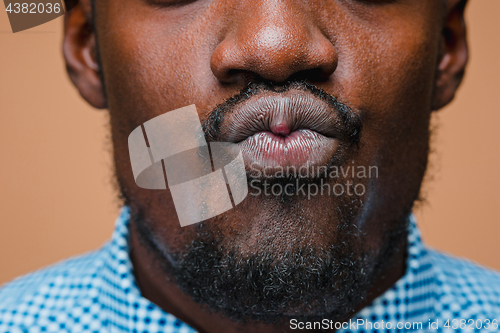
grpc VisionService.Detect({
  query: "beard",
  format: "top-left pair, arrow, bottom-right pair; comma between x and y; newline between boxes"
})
130,192 -> 409,325
122,80 -> 410,325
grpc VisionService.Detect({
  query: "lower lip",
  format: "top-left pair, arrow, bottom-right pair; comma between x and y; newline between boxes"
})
238,129 -> 339,172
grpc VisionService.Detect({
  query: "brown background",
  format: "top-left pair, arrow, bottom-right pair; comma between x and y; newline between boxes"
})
0,1 -> 499,286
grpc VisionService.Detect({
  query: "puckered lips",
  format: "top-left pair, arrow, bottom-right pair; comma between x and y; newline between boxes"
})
217,90 -> 350,174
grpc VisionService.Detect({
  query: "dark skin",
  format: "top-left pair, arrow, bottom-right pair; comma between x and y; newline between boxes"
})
63,0 -> 468,331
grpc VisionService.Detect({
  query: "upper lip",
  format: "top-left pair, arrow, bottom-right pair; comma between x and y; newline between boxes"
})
218,90 -> 348,143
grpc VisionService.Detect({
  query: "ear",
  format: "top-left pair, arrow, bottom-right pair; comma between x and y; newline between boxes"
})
63,1 -> 107,109
432,0 -> 468,110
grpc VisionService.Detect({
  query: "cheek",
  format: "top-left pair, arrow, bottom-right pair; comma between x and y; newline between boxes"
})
329,15 -> 441,241
335,16 -> 440,114
360,23 -> 440,157
337,9 -> 440,146
356,32 -> 439,160
98,6 -> 226,248
102,33 -> 198,122
97,2 -> 219,129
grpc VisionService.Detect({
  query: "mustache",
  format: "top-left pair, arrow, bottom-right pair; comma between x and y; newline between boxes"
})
202,80 -> 362,145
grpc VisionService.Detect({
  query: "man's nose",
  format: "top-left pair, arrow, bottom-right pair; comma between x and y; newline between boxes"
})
210,1 -> 338,84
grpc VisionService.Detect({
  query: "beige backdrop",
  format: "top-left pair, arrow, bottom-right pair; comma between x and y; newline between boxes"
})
1,1 -> 499,285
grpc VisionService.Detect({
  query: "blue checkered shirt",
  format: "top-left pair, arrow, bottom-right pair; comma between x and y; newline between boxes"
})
1,208 -> 500,332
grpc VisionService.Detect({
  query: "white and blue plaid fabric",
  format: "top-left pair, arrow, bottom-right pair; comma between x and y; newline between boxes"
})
1,207 -> 500,332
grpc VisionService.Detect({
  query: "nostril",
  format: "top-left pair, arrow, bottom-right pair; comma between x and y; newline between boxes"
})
290,67 -> 334,82
218,69 -> 261,85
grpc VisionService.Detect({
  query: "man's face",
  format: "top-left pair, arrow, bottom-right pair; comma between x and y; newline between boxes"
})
65,0 -> 466,325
